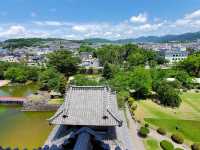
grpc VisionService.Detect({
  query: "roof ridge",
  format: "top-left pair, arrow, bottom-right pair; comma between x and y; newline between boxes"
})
63,86 -> 73,117
70,85 -> 105,88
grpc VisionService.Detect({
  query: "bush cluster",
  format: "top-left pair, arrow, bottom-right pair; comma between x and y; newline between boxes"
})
171,133 -> 184,144
191,143 -> 200,150
160,140 -> 174,150
144,123 -> 149,128
157,127 -> 166,135
138,126 -> 150,138
175,148 -> 184,150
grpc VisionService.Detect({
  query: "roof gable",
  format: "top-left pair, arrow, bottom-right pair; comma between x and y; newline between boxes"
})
49,86 -> 122,126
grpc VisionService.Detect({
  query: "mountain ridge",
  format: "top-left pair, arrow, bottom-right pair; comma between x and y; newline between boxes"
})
84,31 -> 200,43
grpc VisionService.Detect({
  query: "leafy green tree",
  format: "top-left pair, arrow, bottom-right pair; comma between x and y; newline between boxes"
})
47,50 -> 80,76
4,67 -> 28,83
154,80 -> 182,107
0,68 -> 4,79
26,67 -> 39,81
79,44 -> 95,52
39,68 -> 66,93
103,62 -> 113,79
175,71 -> 193,88
128,52 -> 145,67
178,53 -> 200,77
129,67 -> 152,98
70,74 -> 99,86
109,71 -> 131,92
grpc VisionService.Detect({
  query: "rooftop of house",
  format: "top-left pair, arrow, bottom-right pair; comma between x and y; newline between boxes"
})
49,86 -> 123,127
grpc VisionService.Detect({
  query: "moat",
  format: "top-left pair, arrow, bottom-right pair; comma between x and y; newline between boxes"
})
0,83 -> 54,149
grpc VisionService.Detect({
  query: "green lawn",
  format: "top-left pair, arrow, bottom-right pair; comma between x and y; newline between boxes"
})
144,138 -> 161,150
48,98 -> 64,105
135,92 -> 200,144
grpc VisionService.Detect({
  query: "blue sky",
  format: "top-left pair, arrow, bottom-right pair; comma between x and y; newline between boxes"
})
0,0 -> 200,39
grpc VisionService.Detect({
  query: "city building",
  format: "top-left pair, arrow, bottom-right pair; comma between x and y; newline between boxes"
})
164,50 -> 188,64
79,52 -> 101,68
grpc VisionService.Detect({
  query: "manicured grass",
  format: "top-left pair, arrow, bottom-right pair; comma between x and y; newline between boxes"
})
144,138 -> 161,150
134,92 -> 200,144
145,118 -> 200,142
48,98 -> 64,105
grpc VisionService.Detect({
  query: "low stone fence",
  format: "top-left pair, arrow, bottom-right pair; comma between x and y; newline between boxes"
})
22,91 -> 61,111
22,103 -> 60,111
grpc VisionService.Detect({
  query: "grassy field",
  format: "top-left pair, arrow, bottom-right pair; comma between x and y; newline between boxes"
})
144,138 -> 161,150
48,98 -> 64,105
134,92 -> 200,144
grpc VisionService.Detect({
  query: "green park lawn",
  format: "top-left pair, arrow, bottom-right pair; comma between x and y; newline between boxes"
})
48,98 -> 64,105
134,92 -> 200,144
144,138 -> 161,150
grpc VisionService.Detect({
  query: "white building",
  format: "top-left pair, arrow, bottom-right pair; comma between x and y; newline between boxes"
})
165,50 -> 188,64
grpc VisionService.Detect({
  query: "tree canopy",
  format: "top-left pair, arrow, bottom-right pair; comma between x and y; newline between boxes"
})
47,49 -> 80,76
178,53 -> 200,77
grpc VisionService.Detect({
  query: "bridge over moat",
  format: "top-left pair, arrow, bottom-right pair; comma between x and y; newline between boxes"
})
0,96 -> 26,104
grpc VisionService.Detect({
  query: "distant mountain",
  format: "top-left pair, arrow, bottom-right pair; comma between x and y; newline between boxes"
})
83,38 -> 112,44
84,31 -> 200,44
133,31 -> 200,43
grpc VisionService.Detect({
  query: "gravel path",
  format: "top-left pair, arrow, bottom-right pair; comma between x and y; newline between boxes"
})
125,104 -> 146,150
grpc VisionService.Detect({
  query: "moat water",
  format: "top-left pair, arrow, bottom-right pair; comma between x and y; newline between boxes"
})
0,83 -> 54,149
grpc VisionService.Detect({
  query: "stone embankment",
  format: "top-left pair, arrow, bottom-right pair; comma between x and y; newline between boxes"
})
22,91 -> 61,111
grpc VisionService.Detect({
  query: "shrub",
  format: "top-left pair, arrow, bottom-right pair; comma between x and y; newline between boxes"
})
171,133 -> 184,144
160,140 -> 174,150
157,127 -> 166,135
144,123 -> 149,128
175,148 -> 183,150
138,126 -> 150,138
191,143 -> 200,150
131,103 -> 137,111
183,89 -> 187,92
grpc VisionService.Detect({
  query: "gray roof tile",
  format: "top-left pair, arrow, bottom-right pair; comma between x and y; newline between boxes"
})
49,86 -> 122,126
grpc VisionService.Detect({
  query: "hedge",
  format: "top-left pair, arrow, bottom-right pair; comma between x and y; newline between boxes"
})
138,126 -> 150,138
157,127 -> 166,135
144,123 -> 149,128
160,140 -> 174,150
175,148 -> 184,150
191,143 -> 200,150
171,133 -> 184,144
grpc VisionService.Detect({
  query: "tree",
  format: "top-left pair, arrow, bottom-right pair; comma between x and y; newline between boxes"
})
175,71 -> 193,88
109,71 -> 131,92
128,52 -> 145,67
154,80 -> 182,107
129,67 -> 152,98
70,74 -> 99,86
47,50 -> 80,76
79,44 -> 95,52
178,53 -> 200,77
0,68 -> 4,79
103,62 -> 113,79
39,68 -> 66,94
4,67 -> 28,83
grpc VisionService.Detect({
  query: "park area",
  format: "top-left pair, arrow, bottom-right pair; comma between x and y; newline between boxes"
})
134,92 -> 200,145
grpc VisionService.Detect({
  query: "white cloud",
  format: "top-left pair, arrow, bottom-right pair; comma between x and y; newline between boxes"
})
130,13 -> 147,23
1,9 -> 200,40
0,25 -> 26,36
185,9 -> 200,20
